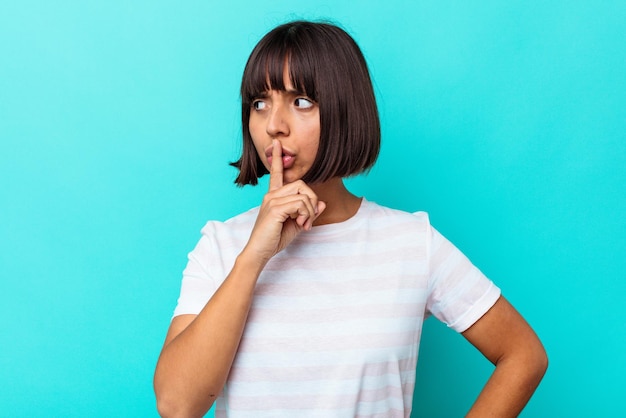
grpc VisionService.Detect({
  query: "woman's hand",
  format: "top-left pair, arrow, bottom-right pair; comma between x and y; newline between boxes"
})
242,139 -> 326,265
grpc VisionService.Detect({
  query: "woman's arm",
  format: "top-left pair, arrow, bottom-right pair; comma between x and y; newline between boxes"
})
462,296 -> 548,417
154,140 -> 325,418
153,251 -> 265,418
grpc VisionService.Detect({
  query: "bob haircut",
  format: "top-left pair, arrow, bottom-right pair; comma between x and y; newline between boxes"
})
231,20 -> 380,186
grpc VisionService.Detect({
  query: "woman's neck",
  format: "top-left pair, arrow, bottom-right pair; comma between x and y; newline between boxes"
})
310,178 -> 362,226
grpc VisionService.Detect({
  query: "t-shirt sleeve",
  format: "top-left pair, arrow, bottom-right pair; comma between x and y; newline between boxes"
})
426,225 -> 501,332
172,223 -> 220,318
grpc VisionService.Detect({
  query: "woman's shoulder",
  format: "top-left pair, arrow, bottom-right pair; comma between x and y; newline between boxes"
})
362,199 -> 430,226
199,206 -> 260,238
355,199 -> 433,248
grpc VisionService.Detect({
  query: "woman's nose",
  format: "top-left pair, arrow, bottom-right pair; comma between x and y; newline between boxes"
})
266,104 -> 289,137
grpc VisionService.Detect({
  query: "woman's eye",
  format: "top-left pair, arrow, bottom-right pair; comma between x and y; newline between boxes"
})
294,98 -> 313,109
252,100 -> 266,110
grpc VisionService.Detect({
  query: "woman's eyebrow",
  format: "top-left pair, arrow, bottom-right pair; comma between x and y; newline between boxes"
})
254,89 -> 307,98
283,88 -> 309,97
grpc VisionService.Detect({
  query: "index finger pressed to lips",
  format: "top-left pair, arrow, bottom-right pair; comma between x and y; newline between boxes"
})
269,139 -> 284,191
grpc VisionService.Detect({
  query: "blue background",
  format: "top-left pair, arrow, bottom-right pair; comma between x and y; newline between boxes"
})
1,1 -> 624,416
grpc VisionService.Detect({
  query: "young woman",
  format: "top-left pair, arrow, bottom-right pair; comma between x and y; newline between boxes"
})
154,21 -> 547,418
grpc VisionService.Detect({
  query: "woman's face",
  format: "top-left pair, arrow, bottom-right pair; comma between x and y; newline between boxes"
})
248,66 -> 320,185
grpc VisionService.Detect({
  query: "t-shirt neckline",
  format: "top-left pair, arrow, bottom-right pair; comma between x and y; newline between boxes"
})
298,197 -> 369,239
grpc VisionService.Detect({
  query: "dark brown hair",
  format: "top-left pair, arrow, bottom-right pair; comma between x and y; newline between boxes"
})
231,20 -> 380,186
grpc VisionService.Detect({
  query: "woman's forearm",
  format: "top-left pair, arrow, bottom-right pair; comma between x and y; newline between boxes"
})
153,252 -> 265,418
466,343 -> 548,417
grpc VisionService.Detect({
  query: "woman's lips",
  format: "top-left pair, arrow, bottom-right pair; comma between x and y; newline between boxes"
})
266,154 -> 295,169
265,145 -> 295,169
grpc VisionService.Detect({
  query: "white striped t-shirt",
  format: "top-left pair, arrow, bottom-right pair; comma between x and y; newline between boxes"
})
174,199 -> 500,417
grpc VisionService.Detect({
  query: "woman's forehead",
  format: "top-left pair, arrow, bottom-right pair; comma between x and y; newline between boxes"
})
256,61 -> 309,96
262,63 -> 297,91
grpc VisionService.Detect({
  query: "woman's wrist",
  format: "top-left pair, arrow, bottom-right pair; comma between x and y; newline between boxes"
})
235,247 -> 269,278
